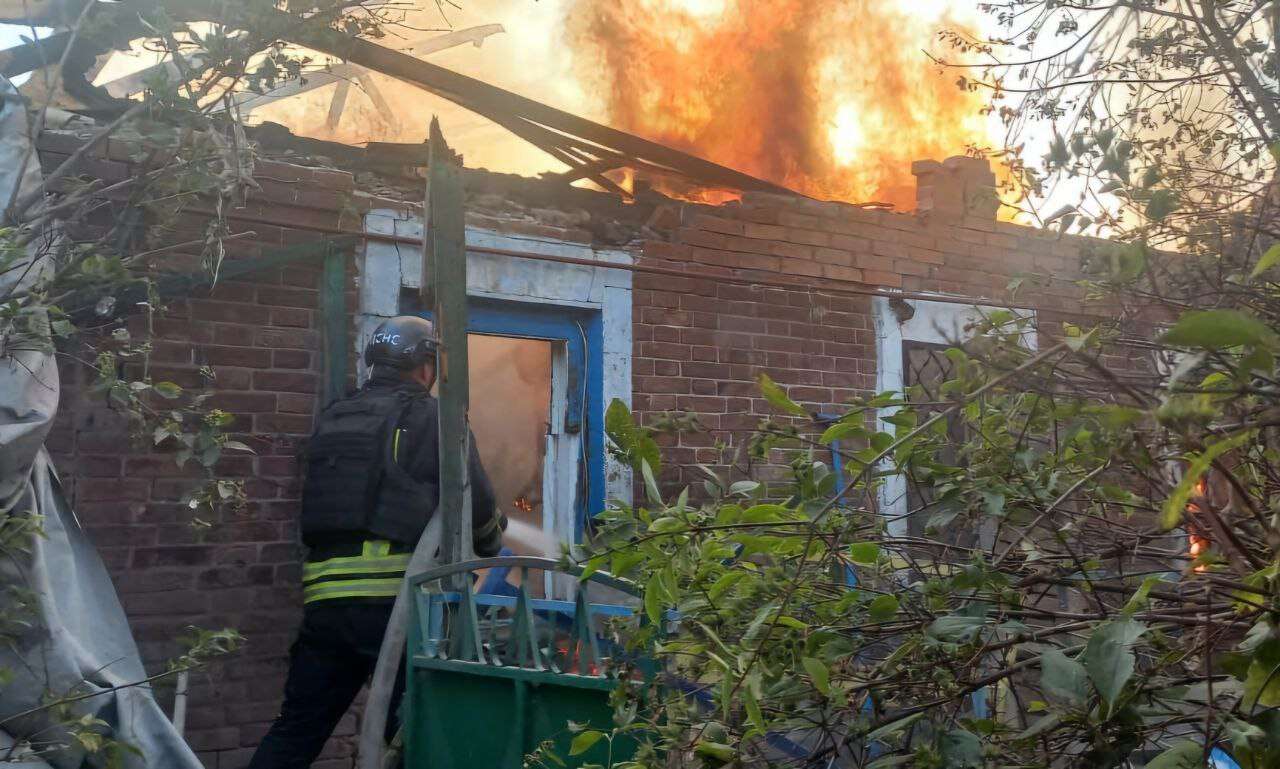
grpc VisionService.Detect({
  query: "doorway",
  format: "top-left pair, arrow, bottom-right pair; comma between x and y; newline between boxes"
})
403,293 -> 604,596
467,333 -> 552,558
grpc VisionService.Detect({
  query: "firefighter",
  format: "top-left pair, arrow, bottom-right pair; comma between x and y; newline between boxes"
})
248,315 -> 505,769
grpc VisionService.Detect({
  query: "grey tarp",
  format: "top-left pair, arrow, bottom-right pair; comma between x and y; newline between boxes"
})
0,76 -> 203,768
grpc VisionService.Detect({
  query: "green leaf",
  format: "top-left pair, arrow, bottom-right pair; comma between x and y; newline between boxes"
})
1017,713 -> 1062,740
758,373 -> 808,417
1161,430 -> 1255,529
867,712 -> 924,742
741,504 -> 791,523
1144,189 -> 1179,221
849,542 -> 880,565
640,460 -> 662,506
980,490 -> 1005,517
1243,637 -> 1280,709
708,571 -> 747,601
821,421 -> 868,444
1144,741 -> 1202,769
569,730 -> 604,756
939,728 -> 982,768
693,742 -> 736,763
1251,243 -> 1280,279
152,381 -> 182,399
868,594 -> 900,622
1081,618 -> 1147,706
742,677 -> 765,733
1040,647 -> 1089,705
605,398 -> 634,438
927,615 -> 985,643
1122,575 -> 1166,615
801,657 -> 831,695
649,516 -> 686,534
579,555 -> 606,581
221,440 -> 254,453
1161,309 -> 1277,349
644,573 -> 666,625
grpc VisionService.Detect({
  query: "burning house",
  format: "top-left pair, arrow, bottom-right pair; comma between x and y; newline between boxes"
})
0,5 -> 1162,768
32,116 -> 1141,765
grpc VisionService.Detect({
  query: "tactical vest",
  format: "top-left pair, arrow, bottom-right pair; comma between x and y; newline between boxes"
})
300,388 -> 439,548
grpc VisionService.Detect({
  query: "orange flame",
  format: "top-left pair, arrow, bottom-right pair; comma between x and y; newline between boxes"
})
565,0 -> 992,208
1188,479 -> 1209,572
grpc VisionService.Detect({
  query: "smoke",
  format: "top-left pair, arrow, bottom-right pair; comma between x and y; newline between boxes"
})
466,334 -> 551,555
563,0 -> 992,207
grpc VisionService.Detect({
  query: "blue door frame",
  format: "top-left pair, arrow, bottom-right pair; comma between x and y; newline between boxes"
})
415,297 -> 605,538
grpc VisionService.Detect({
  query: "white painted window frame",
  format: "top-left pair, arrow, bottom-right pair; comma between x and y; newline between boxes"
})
872,296 -> 1037,536
358,209 -> 634,561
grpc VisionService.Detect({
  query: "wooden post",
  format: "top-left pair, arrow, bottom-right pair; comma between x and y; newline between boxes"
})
422,117 -> 472,566
358,119 -> 468,769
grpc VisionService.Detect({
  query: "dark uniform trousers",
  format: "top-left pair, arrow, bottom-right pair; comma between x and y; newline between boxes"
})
247,602 -> 406,769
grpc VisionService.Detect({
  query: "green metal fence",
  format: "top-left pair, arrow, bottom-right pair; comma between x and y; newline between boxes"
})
403,556 -> 647,769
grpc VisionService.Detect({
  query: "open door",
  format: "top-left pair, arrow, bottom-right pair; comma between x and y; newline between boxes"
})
408,296 -> 602,598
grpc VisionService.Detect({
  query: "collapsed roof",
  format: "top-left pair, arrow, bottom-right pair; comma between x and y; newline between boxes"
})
0,2 -> 799,202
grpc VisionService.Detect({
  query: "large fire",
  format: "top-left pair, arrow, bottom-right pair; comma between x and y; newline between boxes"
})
93,1 -> 996,208
564,0 -> 993,208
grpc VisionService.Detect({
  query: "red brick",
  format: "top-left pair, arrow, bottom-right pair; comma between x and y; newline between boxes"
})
208,325 -> 254,347
131,546 -> 214,568
257,286 -> 317,308
253,371 -> 318,394
75,477 -> 152,502
637,376 -> 690,394
78,455 -> 122,477
862,269 -> 903,287
682,362 -> 733,380
894,258 -> 932,277
271,307 -> 313,327
742,222 -> 786,241
209,391 -> 278,413
871,239 -> 908,259
813,247 -> 854,265
692,214 -> 745,235
830,234 -> 871,252
786,228 -> 830,247
822,264 -> 865,283
273,349 -> 311,369
257,328 -> 318,349
254,413 -> 314,434
679,228 -> 730,249
191,300 -> 270,324
277,393 -> 317,414
202,345 -> 274,369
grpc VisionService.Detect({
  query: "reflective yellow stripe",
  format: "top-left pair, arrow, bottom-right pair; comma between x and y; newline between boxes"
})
301,555 -> 410,583
301,540 -> 405,583
392,429 -> 403,462
363,540 -> 392,558
303,578 -> 403,603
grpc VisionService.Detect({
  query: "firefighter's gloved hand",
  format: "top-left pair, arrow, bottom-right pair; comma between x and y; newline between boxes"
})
472,511 -> 507,558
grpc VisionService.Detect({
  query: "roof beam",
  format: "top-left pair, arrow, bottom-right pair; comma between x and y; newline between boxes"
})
270,10 -> 794,196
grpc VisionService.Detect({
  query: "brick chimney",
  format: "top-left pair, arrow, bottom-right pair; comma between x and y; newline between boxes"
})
911,156 -> 999,221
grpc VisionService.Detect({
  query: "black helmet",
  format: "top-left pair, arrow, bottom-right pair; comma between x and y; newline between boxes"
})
364,316 -> 438,370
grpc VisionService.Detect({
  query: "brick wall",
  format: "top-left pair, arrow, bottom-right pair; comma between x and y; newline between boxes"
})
629,157 -> 1094,491
39,132 -> 1116,769
40,131 -> 364,768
